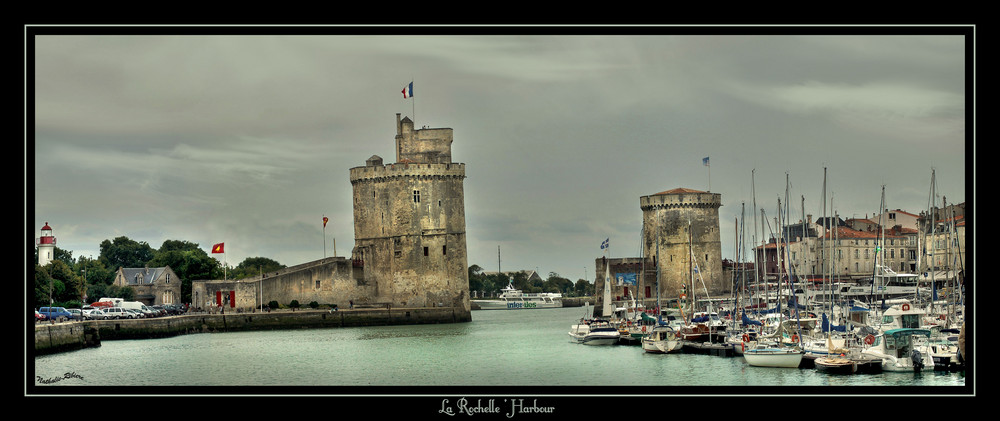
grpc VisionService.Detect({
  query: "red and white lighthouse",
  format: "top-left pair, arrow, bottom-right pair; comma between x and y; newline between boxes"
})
37,222 -> 57,266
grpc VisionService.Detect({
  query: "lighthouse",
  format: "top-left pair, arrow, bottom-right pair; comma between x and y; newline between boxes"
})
37,222 -> 57,266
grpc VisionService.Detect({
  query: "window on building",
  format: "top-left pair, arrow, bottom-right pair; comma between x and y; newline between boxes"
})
413,190 -> 421,203
424,247 -> 429,256
442,245 -> 447,255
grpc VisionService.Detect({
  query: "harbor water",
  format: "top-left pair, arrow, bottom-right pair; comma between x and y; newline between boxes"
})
33,306 -> 967,391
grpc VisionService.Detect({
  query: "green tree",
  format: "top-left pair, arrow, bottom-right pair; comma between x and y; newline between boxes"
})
574,279 -> 594,296
34,260 -> 88,307
512,271 -> 531,292
100,236 -> 155,270
231,256 -> 285,279
543,273 -> 574,295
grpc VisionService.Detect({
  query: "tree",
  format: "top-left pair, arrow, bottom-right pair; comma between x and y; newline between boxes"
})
574,279 -> 594,296
99,236 -> 155,270
231,256 -> 285,279
543,273 -> 574,295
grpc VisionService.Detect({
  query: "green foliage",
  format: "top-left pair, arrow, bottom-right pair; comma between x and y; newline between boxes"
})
543,273 -> 574,295
268,300 -> 280,309
309,301 -> 319,309
289,300 -> 300,309
574,279 -> 594,296
99,236 -> 155,270
231,256 -> 285,279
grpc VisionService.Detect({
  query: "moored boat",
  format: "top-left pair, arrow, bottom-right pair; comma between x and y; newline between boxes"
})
743,343 -> 804,368
641,325 -> 680,353
568,321 -> 591,343
582,325 -> 621,346
814,356 -> 856,374
472,282 -> 563,310
861,328 -> 935,372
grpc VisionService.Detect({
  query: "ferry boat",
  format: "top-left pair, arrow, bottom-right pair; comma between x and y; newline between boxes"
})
472,282 -> 563,310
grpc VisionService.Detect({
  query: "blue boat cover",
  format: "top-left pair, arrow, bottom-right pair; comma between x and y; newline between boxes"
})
822,313 -> 847,332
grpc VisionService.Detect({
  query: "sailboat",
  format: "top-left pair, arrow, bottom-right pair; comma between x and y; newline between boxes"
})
744,190 -> 804,369
641,233 -> 680,353
578,254 -> 620,346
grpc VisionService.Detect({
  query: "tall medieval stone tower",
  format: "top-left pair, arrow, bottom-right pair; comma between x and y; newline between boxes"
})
349,114 -> 470,314
640,188 -> 723,304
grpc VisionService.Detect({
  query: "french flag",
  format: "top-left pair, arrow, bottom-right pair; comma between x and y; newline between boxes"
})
401,82 -> 413,98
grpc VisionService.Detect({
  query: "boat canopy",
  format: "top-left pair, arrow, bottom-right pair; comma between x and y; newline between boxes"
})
741,311 -> 762,326
822,313 -> 847,332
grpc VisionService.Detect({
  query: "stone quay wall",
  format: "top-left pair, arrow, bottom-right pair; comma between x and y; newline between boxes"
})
33,307 -> 470,355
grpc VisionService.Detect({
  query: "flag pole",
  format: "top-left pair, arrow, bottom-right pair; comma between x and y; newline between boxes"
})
703,157 -> 711,192
323,215 -> 327,258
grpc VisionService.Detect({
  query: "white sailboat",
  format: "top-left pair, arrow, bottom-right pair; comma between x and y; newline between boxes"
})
641,235 -> 681,353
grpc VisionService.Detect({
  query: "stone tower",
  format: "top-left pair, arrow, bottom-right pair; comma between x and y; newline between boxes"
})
349,114 -> 470,314
640,188 -> 723,304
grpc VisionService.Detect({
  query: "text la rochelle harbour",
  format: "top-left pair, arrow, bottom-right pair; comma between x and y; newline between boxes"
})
439,398 -> 556,418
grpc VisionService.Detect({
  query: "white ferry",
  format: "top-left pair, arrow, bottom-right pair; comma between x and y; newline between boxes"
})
472,282 -> 563,310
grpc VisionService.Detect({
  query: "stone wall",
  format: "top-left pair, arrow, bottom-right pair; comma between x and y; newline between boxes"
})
192,257 -> 374,312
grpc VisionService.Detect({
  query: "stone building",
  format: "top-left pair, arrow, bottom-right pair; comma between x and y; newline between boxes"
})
595,188 -> 723,316
191,114 -> 471,319
641,188 -> 724,299
112,266 -> 182,305
350,114 -> 470,313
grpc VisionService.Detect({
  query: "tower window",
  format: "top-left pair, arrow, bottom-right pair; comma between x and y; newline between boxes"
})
413,190 -> 421,203
423,247 -> 429,256
442,245 -> 447,255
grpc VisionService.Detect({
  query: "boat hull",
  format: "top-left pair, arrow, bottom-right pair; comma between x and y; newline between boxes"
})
582,327 -> 621,345
814,357 -> 856,374
743,349 -> 803,368
472,299 -> 562,310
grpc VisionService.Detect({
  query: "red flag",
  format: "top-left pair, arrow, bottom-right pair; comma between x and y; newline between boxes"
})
323,216 -> 329,228
211,243 -> 225,254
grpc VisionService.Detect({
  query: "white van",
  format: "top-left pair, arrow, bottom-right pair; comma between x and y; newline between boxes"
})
120,301 -> 155,317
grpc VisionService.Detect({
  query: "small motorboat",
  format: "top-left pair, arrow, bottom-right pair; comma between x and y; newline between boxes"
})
641,325 -> 680,353
582,325 -> 621,346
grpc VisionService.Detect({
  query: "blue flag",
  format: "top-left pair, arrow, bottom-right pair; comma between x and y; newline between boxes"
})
600,238 -> 609,250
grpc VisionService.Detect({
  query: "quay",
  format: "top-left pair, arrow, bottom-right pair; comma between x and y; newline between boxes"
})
33,306 -> 469,355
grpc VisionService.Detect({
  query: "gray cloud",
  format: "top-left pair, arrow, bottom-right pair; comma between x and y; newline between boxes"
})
30,28 -> 970,282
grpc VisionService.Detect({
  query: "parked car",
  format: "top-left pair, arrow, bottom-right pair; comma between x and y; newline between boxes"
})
67,309 -> 84,320
125,309 -> 145,318
164,304 -> 185,315
82,308 -> 106,320
38,307 -> 73,322
102,307 -> 132,319
35,310 -> 46,322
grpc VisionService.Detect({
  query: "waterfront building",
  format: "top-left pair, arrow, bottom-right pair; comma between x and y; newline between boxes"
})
641,188 -> 724,301
111,266 -> 182,306
349,114 -> 470,313
595,188 -> 724,316
193,114 -> 471,318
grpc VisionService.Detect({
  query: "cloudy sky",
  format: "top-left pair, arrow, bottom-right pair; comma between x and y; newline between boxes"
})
29,26 -> 971,282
